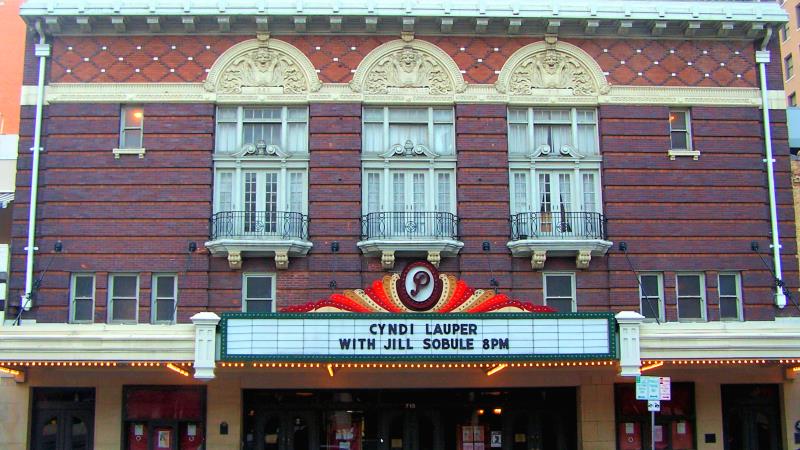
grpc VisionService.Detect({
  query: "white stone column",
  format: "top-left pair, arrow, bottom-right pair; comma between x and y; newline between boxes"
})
615,311 -> 644,377
191,312 -> 221,380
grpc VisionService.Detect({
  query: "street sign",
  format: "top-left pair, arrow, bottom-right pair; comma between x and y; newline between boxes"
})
659,377 -> 671,401
647,400 -> 661,412
636,376 -> 671,401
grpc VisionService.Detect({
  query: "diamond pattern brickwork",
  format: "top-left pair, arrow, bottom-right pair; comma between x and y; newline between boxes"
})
50,35 -> 756,88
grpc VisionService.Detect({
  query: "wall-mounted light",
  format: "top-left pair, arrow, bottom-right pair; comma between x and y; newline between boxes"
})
482,241 -> 491,252
618,242 -> 627,252
188,241 -> 198,253
486,363 -> 507,376
54,241 -> 63,253
331,241 -> 340,253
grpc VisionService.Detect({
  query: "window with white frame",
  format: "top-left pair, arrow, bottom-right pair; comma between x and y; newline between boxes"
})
108,274 -> 139,323
243,274 -> 275,313
543,273 -> 575,313
669,109 -> 692,150
213,106 -> 309,238
215,106 -> 308,154
363,107 -> 454,155
508,108 -> 598,156
508,108 -> 602,239
718,273 -> 742,320
361,107 -> 457,239
639,273 -> 664,321
120,106 -> 144,149
70,274 -> 95,323
151,274 -> 177,324
676,273 -> 705,320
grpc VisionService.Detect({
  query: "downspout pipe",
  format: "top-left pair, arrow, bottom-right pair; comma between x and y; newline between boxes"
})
756,27 -> 787,309
21,20 -> 50,315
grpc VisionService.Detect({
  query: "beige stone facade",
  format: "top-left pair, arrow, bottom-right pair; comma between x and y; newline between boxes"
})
782,0 -> 800,105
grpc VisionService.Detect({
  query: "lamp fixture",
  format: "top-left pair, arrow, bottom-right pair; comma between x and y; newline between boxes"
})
486,363 -> 508,376
618,242 -> 627,252
54,240 -> 63,252
188,241 -> 197,253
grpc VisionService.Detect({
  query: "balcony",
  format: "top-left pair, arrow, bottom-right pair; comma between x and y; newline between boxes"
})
205,211 -> 312,270
507,211 -> 612,269
357,211 -> 463,269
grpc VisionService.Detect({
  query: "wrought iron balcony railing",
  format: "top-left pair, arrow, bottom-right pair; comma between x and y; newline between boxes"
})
361,211 -> 460,241
510,211 -> 607,241
210,211 -> 309,241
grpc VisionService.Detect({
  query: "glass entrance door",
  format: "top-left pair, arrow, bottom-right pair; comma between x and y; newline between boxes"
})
31,388 -> 95,450
722,384 -> 782,450
245,411 -> 318,450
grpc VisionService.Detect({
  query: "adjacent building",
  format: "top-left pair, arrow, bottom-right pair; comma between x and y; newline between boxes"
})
1,1 -> 799,449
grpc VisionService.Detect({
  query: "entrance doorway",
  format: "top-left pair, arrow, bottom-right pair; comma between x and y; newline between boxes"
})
242,388 -> 577,450
30,388 -> 95,450
722,384 -> 782,450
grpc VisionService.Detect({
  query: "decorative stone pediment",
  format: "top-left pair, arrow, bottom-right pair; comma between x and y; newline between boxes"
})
530,143 -> 583,159
231,142 -> 291,159
204,34 -> 322,94
496,39 -> 610,96
379,140 -> 439,159
350,39 -> 466,95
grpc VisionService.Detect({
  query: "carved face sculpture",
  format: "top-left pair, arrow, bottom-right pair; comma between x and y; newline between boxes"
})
542,50 -> 562,73
253,49 -> 275,69
397,49 -> 420,73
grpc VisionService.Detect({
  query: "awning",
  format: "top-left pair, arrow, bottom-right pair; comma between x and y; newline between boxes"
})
0,192 -> 13,208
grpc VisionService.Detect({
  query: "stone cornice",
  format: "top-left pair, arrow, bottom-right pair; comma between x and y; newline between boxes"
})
24,83 -> 779,108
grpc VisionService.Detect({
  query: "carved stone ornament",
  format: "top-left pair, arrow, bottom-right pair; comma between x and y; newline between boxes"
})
496,41 -> 610,96
233,142 -> 291,159
530,143 -> 583,159
351,39 -> 467,95
204,37 -> 322,94
379,140 -> 439,159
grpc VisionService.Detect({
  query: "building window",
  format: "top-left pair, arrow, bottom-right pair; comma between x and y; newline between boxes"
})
215,106 -> 308,153
639,273 -> 663,321
361,107 -> 457,241
108,274 -> 139,323
213,106 -> 309,238
668,109 -> 692,150
363,107 -> 454,156
543,273 -> 575,313
508,108 -> 602,240
676,274 -> 705,320
781,22 -> 789,41
786,55 -> 794,80
243,274 -> 275,313
151,274 -> 177,324
718,273 -> 742,320
120,106 -> 144,149
70,274 -> 95,323
796,5 -> 800,28
508,108 -> 597,155
789,93 -> 797,107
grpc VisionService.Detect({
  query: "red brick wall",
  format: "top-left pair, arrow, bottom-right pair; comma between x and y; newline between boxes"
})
9,103 -> 214,322
48,35 -> 758,88
8,102 -> 798,321
601,105 -> 797,321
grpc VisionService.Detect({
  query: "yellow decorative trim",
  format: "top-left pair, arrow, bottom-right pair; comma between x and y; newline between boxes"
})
31,84 -> 771,107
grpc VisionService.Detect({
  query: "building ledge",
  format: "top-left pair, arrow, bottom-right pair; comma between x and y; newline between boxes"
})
507,239 -> 612,269
357,239 -> 464,270
112,147 -> 146,159
205,238 -> 313,270
639,320 -> 800,360
0,323 -> 195,362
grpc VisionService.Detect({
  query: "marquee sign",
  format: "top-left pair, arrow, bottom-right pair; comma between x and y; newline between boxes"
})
220,262 -> 617,362
221,312 -> 616,361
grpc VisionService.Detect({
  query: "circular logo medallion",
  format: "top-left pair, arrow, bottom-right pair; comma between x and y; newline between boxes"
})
396,261 -> 443,311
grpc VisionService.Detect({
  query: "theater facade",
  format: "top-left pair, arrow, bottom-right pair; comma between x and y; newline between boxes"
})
2,1 -> 800,449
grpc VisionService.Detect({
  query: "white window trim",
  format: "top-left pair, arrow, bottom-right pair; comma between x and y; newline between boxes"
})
507,107 -> 599,156
508,168 -> 603,216
543,272 -> 576,313
117,105 -> 145,150
69,273 -> 95,324
215,106 -> 309,154
243,273 -> 277,313
107,273 -> 140,324
360,167 -> 457,215
718,272 -> 743,321
668,109 -> 699,160
151,274 -> 178,324
676,273 -> 706,321
362,106 -> 455,156
638,273 -> 664,322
